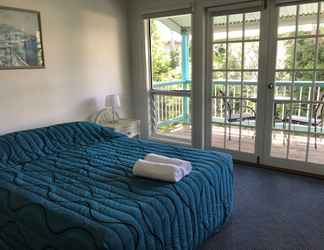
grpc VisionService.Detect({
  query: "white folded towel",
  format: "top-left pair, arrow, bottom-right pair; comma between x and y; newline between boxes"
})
133,159 -> 185,182
144,153 -> 192,176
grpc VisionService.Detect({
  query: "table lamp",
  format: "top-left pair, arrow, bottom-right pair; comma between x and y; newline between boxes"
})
106,94 -> 121,123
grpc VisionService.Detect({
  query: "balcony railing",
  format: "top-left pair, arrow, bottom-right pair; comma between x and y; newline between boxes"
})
153,80 -> 324,134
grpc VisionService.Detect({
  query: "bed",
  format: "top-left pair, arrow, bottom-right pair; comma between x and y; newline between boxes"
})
0,122 -> 233,250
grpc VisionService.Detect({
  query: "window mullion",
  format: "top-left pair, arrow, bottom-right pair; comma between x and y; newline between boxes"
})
305,1 -> 321,163
286,4 -> 300,159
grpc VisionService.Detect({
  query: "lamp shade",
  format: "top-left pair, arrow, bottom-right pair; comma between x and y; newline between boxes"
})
105,94 -> 121,108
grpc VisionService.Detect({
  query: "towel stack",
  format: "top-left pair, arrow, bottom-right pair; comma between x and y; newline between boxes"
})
133,154 -> 192,182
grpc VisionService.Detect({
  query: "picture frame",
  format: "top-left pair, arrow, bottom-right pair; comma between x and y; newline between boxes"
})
0,6 -> 45,70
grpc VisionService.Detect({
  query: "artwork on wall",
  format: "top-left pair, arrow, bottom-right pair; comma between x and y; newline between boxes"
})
0,6 -> 45,69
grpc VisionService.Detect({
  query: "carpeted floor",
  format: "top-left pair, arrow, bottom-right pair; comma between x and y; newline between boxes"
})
199,165 -> 324,250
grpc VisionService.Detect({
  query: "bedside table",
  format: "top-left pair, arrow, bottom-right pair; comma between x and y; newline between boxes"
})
101,119 -> 140,138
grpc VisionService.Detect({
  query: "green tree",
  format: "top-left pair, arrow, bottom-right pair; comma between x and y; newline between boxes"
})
281,30 -> 324,117
284,31 -> 324,77
151,21 -> 181,83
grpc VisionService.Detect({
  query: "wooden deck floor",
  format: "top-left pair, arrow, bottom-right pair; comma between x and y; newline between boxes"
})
157,125 -> 324,164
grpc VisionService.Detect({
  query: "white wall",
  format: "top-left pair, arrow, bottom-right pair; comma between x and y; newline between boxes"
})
0,0 -> 132,134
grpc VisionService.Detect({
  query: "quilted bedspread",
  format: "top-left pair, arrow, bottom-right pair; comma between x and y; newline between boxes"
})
0,122 -> 233,250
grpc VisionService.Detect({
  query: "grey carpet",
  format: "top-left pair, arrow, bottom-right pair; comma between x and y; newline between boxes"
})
199,165 -> 324,250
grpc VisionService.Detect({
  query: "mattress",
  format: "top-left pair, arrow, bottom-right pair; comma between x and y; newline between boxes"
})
0,122 -> 234,250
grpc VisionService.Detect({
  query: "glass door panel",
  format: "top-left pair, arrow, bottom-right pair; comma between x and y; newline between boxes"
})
270,2 -> 324,165
210,11 -> 260,155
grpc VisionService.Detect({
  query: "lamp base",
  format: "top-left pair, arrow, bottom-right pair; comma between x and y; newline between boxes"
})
111,110 -> 120,123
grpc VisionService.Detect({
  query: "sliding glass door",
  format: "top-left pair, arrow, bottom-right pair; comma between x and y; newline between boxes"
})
206,8 -> 263,162
263,1 -> 324,174
206,1 -> 324,174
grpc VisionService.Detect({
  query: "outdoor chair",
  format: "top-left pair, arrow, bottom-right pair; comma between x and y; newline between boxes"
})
217,90 -> 256,140
283,93 -> 324,149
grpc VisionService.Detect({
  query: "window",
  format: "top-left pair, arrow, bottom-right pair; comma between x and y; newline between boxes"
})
147,14 -> 192,142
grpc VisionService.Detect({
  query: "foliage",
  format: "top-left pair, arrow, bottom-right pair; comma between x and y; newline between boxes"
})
283,30 -> 324,79
151,21 -> 181,82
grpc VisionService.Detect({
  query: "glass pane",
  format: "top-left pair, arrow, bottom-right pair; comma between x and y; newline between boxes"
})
228,43 -> 242,69
315,71 -> 324,101
273,102 -> 291,130
308,73 -> 324,164
275,71 -> 292,100
241,99 -> 257,126
288,103 -> 310,162
150,14 -> 192,90
212,124 -> 225,148
288,132 -> 307,161
225,125 -> 239,151
296,38 -> 316,69
228,71 -> 241,83
276,39 -> 295,70
308,132 -> 324,164
290,102 -> 311,128
320,2 -> 324,34
214,16 -> 227,41
212,98 -> 225,123
227,84 -> 241,98
228,14 -> 243,41
243,71 -> 258,81
243,71 -> 258,98
152,95 -> 191,141
298,3 -> 318,36
271,130 -> 288,159
317,37 -> 324,69
226,98 -> 241,124
213,43 -> 226,69
213,71 -> 226,96
278,6 -> 297,38
243,86 -> 257,99
293,71 -> 313,101
244,12 -> 260,40
240,127 -> 256,153
244,42 -> 259,69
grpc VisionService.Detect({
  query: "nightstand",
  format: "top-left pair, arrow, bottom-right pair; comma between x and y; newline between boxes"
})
100,119 -> 140,138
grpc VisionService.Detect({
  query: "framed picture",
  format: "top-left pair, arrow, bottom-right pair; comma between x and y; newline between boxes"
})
0,6 -> 45,70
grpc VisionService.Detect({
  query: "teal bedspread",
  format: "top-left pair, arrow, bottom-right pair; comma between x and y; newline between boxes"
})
0,122 -> 233,250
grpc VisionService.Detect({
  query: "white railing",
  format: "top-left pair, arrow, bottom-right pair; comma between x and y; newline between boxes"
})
153,80 -> 324,129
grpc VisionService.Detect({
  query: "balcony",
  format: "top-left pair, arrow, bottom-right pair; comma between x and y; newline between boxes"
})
152,80 -> 324,163
149,5 -> 324,164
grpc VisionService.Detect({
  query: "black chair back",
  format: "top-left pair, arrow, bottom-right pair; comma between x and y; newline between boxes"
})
314,94 -> 324,120
217,90 -> 232,118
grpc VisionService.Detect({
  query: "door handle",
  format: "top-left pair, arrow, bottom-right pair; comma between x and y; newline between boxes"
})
268,83 -> 274,89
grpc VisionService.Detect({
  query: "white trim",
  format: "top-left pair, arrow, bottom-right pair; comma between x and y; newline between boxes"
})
205,12 -> 214,149
200,0 -> 265,8
275,0 -> 319,7
261,0 -> 279,165
149,133 -> 192,145
191,2 -> 206,148
208,4 -> 265,16
262,156 -> 324,175
142,7 -> 193,19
